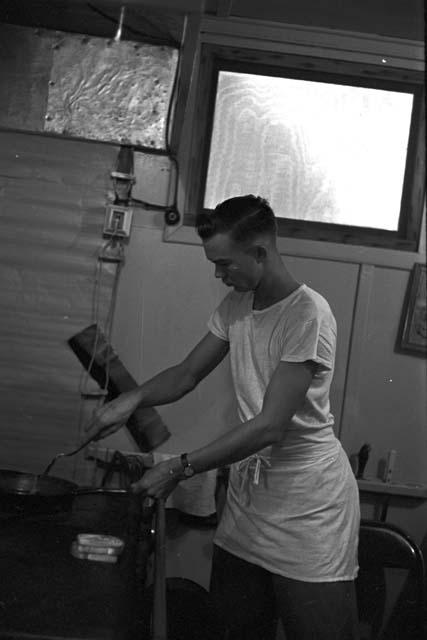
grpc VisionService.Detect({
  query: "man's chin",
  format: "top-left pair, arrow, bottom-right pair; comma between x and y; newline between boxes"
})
223,280 -> 250,292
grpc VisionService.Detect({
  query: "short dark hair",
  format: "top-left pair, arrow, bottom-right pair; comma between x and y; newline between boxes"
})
195,195 -> 277,244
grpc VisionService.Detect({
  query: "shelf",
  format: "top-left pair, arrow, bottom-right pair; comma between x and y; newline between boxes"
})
357,477 -> 427,499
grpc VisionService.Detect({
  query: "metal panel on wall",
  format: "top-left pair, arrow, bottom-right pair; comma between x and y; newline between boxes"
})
0,23 -> 178,148
341,265 -> 427,485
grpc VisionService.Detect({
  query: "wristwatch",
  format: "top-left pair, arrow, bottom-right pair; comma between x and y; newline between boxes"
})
180,453 -> 195,478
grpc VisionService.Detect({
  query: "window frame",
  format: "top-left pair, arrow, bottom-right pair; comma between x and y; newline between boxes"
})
183,43 -> 425,251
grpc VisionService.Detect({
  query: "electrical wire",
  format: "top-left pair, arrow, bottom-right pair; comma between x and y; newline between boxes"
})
113,5 -> 125,42
129,43 -> 182,216
130,154 -> 180,218
87,1 -> 183,218
82,236 -> 124,394
75,235 -> 124,471
78,245 -> 108,397
86,2 -> 179,47
101,238 -> 125,389
165,46 -> 181,152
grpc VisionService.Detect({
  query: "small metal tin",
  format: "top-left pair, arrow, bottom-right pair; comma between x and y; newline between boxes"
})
77,533 -> 125,550
70,541 -> 119,563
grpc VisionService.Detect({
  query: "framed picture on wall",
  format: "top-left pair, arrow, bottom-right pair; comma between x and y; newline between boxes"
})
398,263 -> 427,356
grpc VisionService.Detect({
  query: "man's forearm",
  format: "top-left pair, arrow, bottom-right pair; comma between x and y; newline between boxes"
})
133,363 -> 196,408
184,413 -> 281,474
130,413 -> 282,498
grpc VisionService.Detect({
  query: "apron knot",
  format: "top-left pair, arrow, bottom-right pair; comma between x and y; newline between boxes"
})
237,454 -> 271,504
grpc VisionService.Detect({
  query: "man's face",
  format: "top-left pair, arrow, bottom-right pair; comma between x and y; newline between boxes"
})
203,232 -> 262,292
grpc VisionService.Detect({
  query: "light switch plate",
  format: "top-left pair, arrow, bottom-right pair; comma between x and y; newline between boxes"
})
103,204 -> 133,237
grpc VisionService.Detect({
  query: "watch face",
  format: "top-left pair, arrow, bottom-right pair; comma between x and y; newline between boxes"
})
183,465 -> 194,477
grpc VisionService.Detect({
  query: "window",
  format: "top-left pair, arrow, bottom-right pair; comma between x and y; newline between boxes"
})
185,44 -> 425,250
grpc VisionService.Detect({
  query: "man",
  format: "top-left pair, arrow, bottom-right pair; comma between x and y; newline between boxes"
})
87,195 -> 360,639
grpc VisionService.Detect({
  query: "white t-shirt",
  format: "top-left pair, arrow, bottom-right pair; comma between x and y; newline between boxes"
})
208,284 -> 360,581
208,284 -> 337,454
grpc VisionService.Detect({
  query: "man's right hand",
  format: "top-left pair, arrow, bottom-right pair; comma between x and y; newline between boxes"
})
84,388 -> 142,442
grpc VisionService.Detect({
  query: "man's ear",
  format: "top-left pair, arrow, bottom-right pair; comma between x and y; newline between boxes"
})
247,244 -> 267,263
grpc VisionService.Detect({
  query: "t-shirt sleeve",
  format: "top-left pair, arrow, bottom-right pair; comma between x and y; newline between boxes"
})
280,313 -> 336,371
207,293 -> 233,342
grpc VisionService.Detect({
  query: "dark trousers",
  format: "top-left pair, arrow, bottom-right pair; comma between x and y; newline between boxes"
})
209,545 -> 360,640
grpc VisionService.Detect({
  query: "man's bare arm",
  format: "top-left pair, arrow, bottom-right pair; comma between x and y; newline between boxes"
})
86,332 -> 229,440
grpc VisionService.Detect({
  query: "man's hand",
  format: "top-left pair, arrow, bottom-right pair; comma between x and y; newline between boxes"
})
85,389 -> 142,441
131,459 -> 183,500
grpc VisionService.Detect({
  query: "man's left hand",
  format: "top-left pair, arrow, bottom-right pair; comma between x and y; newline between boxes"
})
131,459 -> 182,499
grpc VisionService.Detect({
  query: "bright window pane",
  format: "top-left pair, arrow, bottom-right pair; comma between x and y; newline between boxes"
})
204,71 -> 414,230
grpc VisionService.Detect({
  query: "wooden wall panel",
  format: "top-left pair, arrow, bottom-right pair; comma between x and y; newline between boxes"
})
341,265 -> 427,484
0,130 -> 117,477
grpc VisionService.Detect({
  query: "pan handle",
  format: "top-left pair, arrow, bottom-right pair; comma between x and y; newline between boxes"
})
152,498 -> 167,640
74,487 -> 129,495
42,432 -> 103,476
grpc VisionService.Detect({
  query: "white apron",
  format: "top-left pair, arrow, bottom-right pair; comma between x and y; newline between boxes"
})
209,285 -> 360,581
214,440 -> 360,582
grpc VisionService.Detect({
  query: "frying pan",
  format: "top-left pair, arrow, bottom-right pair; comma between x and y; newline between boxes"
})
0,423 -> 133,514
0,469 -> 127,514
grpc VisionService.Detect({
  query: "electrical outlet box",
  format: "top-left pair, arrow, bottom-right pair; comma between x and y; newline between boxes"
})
104,204 -> 133,237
